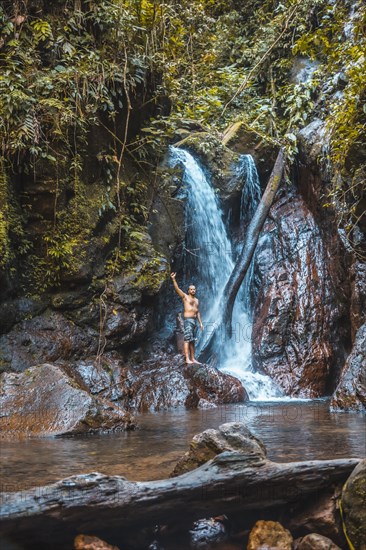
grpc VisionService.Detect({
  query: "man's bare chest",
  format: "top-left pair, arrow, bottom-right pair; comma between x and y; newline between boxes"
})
185,297 -> 198,308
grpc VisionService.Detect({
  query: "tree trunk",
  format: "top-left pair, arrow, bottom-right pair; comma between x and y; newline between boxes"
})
199,147 -> 286,363
0,456 -> 359,544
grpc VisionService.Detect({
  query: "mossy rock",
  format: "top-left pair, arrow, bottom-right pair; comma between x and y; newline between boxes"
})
341,459 -> 366,550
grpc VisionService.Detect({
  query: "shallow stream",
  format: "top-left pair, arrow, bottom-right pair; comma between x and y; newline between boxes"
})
1,400 -> 365,492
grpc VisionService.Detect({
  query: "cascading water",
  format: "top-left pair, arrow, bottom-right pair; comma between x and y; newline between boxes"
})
236,154 -> 262,316
169,146 -> 282,399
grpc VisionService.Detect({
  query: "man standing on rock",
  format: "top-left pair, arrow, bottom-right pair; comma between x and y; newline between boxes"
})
171,272 -> 204,364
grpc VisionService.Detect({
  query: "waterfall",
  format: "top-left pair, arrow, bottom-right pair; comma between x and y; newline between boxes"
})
236,154 -> 262,317
169,147 -> 233,322
169,146 -> 282,400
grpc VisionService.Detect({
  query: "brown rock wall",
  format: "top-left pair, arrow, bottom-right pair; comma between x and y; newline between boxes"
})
330,323 -> 366,412
252,190 -> 346,397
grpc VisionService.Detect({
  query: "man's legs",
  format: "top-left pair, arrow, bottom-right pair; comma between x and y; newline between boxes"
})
183,318 -> 201,364
189,341 -> 195,362
184,341 -> 193,364
189,342 -> 201,364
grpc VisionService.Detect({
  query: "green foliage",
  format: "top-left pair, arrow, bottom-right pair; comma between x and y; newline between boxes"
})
1,0 -> 365,290
293,0 -> 366,250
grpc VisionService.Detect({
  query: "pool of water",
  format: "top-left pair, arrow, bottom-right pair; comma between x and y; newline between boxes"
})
1,400 -> 365,492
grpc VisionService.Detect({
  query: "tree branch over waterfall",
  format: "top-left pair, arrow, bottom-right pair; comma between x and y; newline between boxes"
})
199,148 -> 286,363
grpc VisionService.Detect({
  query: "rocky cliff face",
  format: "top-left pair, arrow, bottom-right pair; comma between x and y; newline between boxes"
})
330,323 -> 366,412
226,118 -> 364,403
0,245 -> 168,373
251,187 -> 347,397
1,121 -> 364,410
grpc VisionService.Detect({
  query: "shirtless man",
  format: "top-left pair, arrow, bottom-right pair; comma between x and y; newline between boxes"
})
171,272 -> 204,364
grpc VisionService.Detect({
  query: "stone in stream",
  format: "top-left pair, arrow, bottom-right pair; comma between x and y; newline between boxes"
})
74,535 -> 120,550
170,422 -> 266,477
294,533 -> 342,550
189,517 -> 229,548
341,459 -> 366,550
330,323 -> 366,412
247,520 -> 293,550
0,363 -> 134,438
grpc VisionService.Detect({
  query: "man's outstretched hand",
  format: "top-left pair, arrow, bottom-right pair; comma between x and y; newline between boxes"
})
170,272 -> 176,279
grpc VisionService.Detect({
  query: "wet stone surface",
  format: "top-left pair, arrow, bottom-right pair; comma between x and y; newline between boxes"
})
0,363 -> 134,438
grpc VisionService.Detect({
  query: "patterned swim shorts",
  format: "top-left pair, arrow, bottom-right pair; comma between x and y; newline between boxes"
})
183,317 -> 198,342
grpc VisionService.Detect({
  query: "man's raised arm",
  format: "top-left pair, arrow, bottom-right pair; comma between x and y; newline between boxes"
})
171,272 -> 185,299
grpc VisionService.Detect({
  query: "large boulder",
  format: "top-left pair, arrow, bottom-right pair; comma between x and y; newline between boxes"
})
252,189 -> 346,397
341,459 -> 366,550
170,422 -> 266,477
68,354 -> 247,412
330,323 -> 366,412
0,363 -> 134,438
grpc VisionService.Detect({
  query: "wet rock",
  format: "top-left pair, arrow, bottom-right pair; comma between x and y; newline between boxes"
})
68,354 -> 246,413
290,57 -> 320,85
298,119 -> 327,164
148,195 -> 185,259
183,364 -> 247,406
294,533 -> 341,550
288,487 -> 344,547
252,190 -> 345,397
69,358 -> 127,402
125,357 -> 246,412
0,296 -> 48,335
0,310 -> 97,372
170,422 -> 266,477
0,299 -> 157,372
197,398 -> 217,409
74,535 -> 120,550
247,520 -> 293,550
330,323 -> 366,412
111,273 -> 143,305
122,357 -> 191,411
189,517 -> 229,549
0,363 -> 134,438
103,305 -> 152,343
341,459 -> 366,550
51,289 -> 91,311
350,261 -> 366,338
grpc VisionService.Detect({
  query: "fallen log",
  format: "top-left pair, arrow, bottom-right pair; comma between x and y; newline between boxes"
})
199,147 -> 286,363
0,455 -> 360,543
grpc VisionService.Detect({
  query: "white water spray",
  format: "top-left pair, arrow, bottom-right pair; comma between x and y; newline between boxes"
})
169,147 -> 282,399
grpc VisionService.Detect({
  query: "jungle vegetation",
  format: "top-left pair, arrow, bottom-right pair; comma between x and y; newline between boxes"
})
0,0 -> 365,294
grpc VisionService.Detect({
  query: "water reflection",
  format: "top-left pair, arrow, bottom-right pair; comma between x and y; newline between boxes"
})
1,400 -> 365,492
